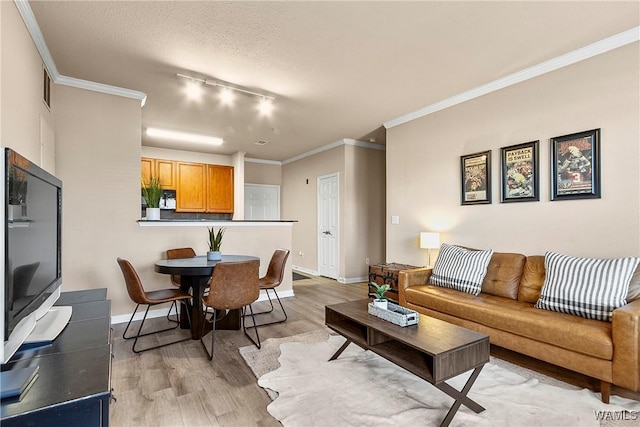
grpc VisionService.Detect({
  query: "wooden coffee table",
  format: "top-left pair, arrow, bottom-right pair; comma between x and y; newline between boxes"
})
325,299 -> 490,427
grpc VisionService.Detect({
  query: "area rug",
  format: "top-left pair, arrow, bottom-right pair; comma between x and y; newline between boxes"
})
245,334 -> 640,427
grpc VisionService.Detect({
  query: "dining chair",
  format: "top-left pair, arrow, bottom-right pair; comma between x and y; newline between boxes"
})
165,247 -> 197,322
200,259 -> 261,360
249,249 -> 290,326
166,247 -> 197,287
117,257 -> 192,353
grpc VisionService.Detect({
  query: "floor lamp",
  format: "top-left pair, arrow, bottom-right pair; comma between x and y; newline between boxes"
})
419,232 -> 441,268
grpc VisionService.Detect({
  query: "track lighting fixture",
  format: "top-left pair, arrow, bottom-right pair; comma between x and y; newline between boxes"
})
176,73 -> 275,112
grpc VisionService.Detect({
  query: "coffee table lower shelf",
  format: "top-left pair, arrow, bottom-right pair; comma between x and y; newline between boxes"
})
325,299 -> 490,427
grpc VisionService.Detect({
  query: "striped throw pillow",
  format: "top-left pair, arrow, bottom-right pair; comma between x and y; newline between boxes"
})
428,244 -> 494,295
535,252 -> 640,321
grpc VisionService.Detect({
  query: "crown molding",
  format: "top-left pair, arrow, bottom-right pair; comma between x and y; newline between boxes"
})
384,26 -> 640,129
55,75 -> 147,105
247,138 -> 386,166
245,158 -> 282,165
282,138 -> 385,165
14,0 -> 59,79
15,0 -> 147,106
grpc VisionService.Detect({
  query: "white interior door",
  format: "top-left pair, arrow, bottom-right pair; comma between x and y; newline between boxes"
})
244,184 -> 280,220
318,173 -> 339,279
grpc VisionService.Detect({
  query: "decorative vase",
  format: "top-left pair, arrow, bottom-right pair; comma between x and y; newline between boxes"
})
207,251 -> 222,261
373,299 -> 388,310
146,207 -> 161,221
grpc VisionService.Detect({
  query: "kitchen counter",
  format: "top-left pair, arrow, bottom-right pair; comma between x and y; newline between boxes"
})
138,219 -> 296,227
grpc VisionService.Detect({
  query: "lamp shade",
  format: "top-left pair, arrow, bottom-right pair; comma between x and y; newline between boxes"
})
419,232 -> 440,249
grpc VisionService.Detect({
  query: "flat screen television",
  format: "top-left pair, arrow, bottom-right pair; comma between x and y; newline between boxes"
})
1,147 -> 66,364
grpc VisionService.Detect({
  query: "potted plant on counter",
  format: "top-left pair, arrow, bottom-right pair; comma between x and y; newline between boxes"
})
370,282 -> 391,310
142,176 -> 162,220
207,227 -> 225,261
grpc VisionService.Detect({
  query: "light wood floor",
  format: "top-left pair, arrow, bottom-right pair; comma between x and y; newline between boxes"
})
109,276 -> 639,427
109,275 -> 367,426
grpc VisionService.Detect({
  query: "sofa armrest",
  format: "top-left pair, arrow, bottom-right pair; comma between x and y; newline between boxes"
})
612,298 -> 640,391
398,268 -> 432,306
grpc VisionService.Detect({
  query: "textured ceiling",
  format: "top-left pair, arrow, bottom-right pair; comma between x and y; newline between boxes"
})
29,1 -> 639,161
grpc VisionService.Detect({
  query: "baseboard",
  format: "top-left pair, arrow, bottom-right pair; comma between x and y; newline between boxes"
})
338,276 -> 368,284
292,265 -> 319,276
291,265 -> 366,284
110,289 -> 295,325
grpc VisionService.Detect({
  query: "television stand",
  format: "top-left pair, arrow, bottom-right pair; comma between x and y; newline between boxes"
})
24,306 -> 72,344
1,289 -> 111,427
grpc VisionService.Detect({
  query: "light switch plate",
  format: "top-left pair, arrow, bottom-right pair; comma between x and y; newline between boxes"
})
391,215 -> 399,225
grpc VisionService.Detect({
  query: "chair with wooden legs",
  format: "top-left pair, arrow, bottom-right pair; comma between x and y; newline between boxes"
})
117,257 -> 192,353
200,260 -> 261,360
250,249 -> 290,326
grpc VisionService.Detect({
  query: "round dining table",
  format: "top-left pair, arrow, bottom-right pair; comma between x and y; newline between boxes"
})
154,254 -> 260,340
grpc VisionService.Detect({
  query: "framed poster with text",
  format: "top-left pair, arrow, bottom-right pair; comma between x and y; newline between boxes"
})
500,141 -> 539,203
461,150 -> 491,205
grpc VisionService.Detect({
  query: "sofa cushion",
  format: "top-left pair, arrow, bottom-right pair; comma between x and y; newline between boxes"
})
628,266 -> 640,301
519,255 -> 546,303
405,284 -> 613,360
535,252 -> 640,322
428,244 -> 493,295
481,252 -> 525,300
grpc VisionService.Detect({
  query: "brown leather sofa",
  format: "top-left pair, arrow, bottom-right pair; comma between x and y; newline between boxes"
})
398,252 -> 640,403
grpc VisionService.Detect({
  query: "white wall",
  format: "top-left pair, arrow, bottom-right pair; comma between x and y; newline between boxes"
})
0,1 -> 53,165
386,43 -> 640,266
282,142 -> 386,282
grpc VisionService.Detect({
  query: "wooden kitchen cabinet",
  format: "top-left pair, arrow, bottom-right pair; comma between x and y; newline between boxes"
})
207,165 -> 234,213
176,162 -> 207,212
141,157 -> 153,185
141,157 -> 176,189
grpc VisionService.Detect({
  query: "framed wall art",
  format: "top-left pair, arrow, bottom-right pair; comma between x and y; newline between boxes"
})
500,141 -> 539,203
461,150 -> 491,205
550,129 -> 600,200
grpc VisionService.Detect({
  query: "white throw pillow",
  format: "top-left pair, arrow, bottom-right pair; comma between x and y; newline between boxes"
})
535,252 -> 640,321
428,243 -> 493,296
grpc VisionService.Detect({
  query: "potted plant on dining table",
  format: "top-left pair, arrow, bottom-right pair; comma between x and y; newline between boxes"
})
207,227 -> 225,261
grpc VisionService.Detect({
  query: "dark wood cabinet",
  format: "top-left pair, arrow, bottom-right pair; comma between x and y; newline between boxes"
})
1,289 -> 112,427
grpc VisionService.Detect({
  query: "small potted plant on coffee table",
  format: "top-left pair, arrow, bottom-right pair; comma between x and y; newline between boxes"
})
370,282 -> 391,310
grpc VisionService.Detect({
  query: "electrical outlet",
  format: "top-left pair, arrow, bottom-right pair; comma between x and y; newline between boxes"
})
365,257 -> 370,265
